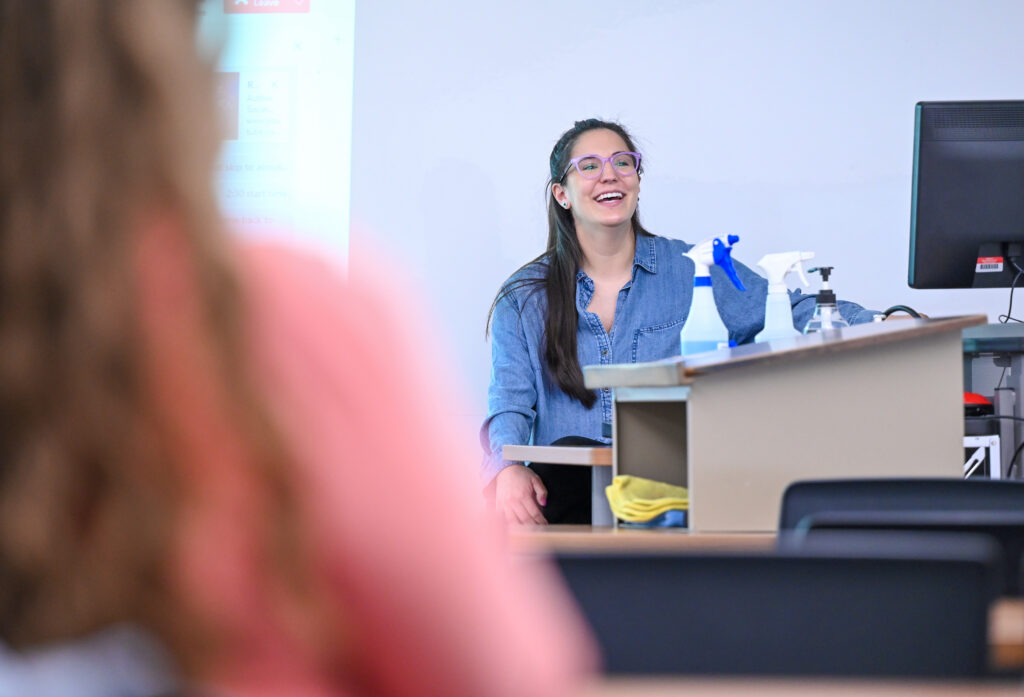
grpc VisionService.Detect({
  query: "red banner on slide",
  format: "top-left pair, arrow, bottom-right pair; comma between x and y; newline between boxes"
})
224,0 -> 310,13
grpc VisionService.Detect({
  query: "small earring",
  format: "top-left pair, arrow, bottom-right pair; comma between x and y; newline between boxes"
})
562,202 -> 569,209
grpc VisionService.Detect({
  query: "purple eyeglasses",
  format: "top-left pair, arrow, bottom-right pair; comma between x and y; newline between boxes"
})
560,151 -> 642,181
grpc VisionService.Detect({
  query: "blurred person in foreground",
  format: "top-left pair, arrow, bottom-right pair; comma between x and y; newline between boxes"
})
0,2 -> 596,695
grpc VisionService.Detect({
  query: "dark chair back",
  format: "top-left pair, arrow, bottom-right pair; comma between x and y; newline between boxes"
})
554,532 -> 999,677
796,510 -> 1024,594
779,478 -> 1024,529
779,478 -> 1024,595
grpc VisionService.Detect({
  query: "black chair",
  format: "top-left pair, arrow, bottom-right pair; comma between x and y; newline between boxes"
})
779,478 -> 1024,595
554,532 -> 1000,677
779,478 -> 1024,529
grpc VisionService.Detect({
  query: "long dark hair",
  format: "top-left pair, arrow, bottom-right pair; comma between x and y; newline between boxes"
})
486,119 -> 652,407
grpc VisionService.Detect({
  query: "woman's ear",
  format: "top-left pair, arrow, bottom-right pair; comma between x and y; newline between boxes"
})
550,182 -> 569,210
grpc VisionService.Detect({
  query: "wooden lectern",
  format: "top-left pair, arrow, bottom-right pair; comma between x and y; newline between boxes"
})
575,316 -> 984,531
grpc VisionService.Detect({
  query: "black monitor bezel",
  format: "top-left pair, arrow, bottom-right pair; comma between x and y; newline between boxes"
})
909,99 -> 1024,289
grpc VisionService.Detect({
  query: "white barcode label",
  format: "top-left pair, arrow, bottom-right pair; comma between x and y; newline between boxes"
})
977,256 -> 1004,273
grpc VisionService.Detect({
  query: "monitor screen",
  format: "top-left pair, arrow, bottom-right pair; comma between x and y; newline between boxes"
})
909,101 -> 1024,289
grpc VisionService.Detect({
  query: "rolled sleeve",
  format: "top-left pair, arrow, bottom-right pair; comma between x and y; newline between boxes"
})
840,303 -> 882,325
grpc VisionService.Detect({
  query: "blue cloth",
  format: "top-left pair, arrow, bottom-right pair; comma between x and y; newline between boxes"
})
618,509 -> 689,528
480,234 -> 877,485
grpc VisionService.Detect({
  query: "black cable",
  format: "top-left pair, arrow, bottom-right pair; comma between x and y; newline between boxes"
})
998,262 -> 1024,324
882,304 -> 922,318
1009,439 -> 1024,479
964,415 -> 1024,423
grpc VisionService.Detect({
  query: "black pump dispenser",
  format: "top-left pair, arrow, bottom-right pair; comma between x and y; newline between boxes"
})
803,266 -> 850,333
812,266 -> 837,305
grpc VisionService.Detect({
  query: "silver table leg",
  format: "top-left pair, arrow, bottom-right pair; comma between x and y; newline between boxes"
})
591,465 -> 613,525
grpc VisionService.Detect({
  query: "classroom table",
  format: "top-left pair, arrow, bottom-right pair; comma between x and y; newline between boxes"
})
508,524 -> 775,554
992,597 -> 1024,670
512,525 -> 1024,673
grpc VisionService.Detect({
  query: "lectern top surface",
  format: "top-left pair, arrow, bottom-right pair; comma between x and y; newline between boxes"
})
584,315 -> 985,389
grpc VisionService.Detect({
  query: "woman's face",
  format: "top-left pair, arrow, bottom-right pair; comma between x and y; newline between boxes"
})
551,128 -> 640,235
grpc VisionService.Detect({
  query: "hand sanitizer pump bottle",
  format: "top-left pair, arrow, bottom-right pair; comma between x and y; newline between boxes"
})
802,266 -> 850,334
754,251 -> 815,342
680,235 -> 746,356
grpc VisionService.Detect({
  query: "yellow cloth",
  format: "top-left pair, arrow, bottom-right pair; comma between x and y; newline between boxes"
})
605,475 -> 689,523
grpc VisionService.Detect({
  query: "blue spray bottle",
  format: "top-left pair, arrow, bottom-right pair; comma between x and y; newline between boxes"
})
680,235 -> 746,356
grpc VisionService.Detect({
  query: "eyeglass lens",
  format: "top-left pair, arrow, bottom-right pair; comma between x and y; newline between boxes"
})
575,152 -> 639,179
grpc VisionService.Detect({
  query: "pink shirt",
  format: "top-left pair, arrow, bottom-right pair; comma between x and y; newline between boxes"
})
137,225 -> 596,697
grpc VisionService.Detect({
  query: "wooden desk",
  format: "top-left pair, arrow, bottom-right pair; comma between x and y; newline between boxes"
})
502,445 -> 612,466
991,597 -> 1024,670
509,525 -> 774,554
585,677 -> 1023,696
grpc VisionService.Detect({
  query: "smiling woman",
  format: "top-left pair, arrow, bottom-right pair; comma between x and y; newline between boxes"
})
480,118 -> 879,526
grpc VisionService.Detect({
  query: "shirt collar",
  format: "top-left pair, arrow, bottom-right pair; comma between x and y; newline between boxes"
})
634,234 -> 657,274
575,233 -> 658,282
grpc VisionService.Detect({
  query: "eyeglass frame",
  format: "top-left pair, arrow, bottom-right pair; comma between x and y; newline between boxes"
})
559,151 -> 643,182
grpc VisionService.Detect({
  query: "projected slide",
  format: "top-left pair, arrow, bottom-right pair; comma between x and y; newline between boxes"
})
198,0 -> 355,264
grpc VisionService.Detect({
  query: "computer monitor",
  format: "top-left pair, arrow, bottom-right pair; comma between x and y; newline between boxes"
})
909,100 -> 1024,289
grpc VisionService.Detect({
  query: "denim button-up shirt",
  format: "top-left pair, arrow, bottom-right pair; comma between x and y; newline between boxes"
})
480,234 -> 876,485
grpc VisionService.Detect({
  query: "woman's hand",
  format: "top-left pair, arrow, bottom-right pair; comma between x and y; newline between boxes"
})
495,465 -> 548,525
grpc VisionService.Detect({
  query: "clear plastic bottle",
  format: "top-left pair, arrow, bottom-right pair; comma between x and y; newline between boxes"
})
680,278 -> 732,355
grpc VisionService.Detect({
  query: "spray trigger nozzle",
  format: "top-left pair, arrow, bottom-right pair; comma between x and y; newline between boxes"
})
711,237 -> 746,291
756,251 -> 815,295
794,257 -> 812,287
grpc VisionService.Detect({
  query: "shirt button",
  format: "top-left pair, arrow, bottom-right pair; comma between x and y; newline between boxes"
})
601,349 -> 608,356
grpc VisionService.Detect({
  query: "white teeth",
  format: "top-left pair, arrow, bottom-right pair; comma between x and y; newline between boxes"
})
596,192 -> 624,201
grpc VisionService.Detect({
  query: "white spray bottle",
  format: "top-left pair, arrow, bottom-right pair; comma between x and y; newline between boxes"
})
754,251 -> 815,342
680,235 -> 746,356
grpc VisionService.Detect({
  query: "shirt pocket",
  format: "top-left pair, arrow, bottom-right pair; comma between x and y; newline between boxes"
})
632,318 -> 685,363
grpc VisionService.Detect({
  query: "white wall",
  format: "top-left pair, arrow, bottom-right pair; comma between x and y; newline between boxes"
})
350,1 -> 1024,428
